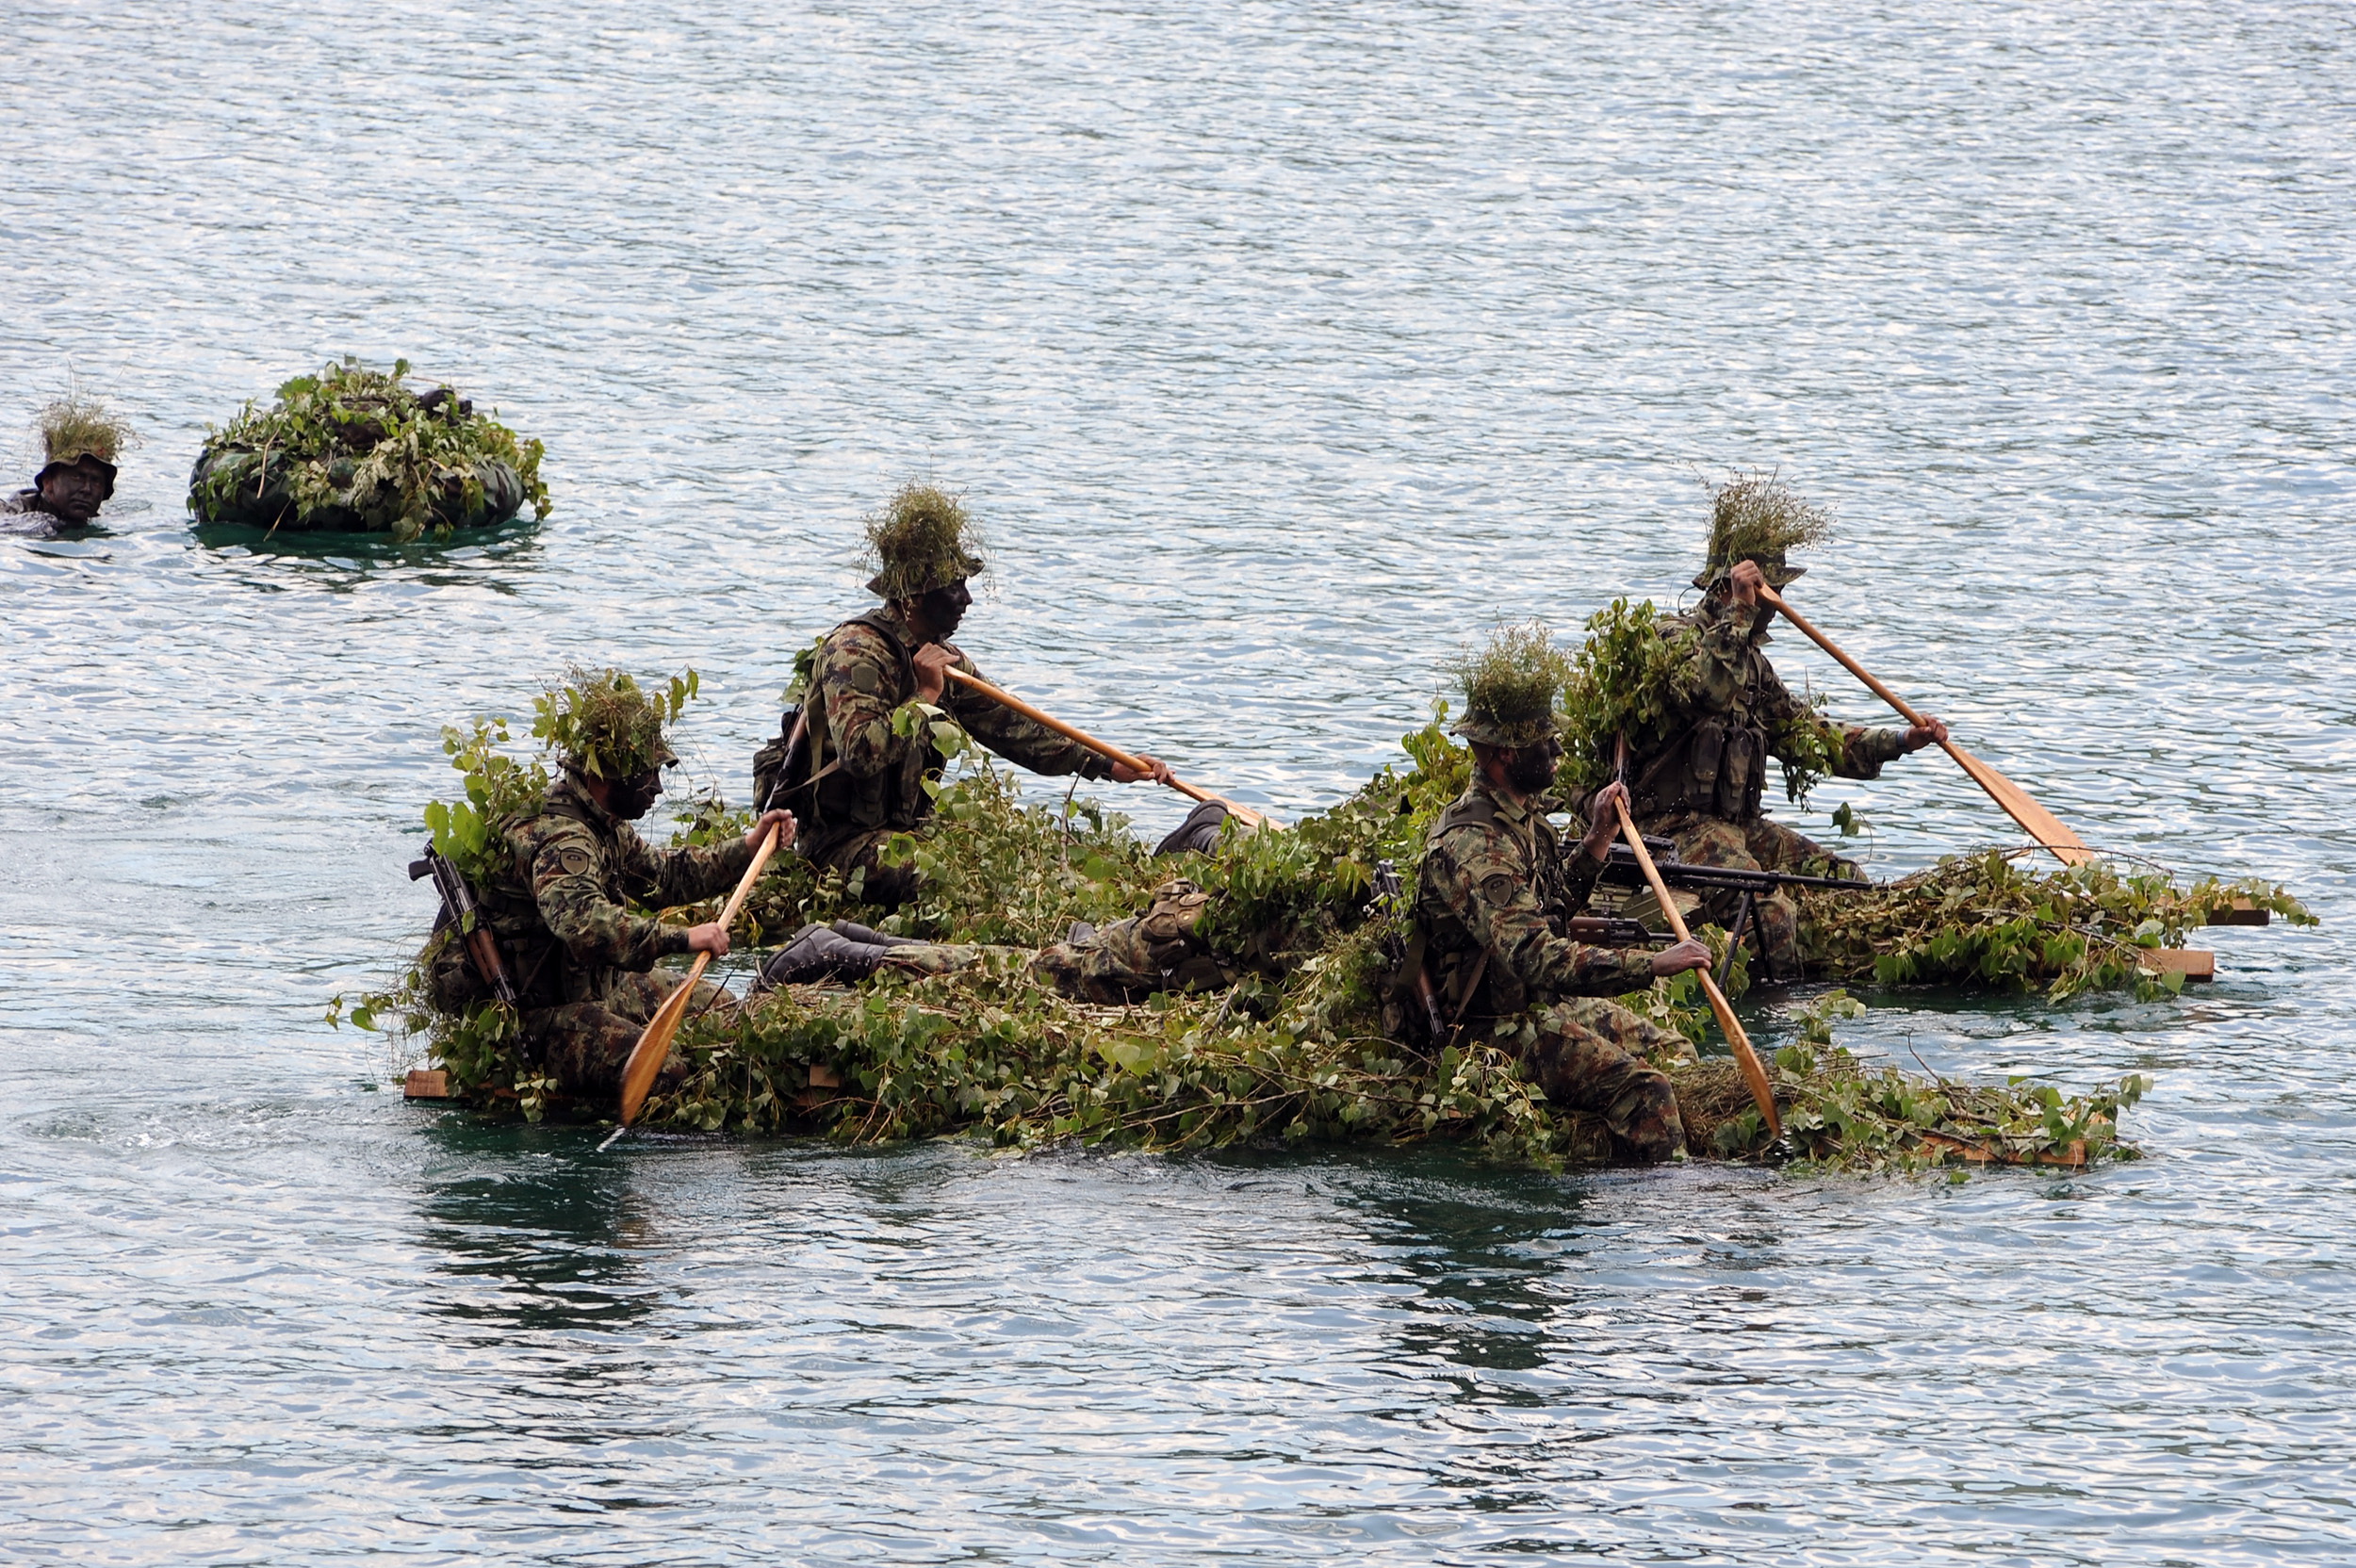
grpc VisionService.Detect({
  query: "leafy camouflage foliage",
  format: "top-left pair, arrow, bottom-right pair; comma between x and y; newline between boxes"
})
1797,848 -> 2315,1001
341,696 -> 2232,1173
1681,995 -> 2152,1172
423,716 -> 551,890
188,357 -> 549,541
1702,469 -> 1833,573
534,666 -> 695,781
35,395 -> 136,467
862,481 -> 987,597
1445,620 -> 1570,745
1556,597 -> 1682,797
1554,595 -> 1842,806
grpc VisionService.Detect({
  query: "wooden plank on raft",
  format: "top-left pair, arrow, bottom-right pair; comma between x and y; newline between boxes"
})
403,1069 -> 453,1100
2139,948 -> 2216,982
794,1063 -> 843,1112
2206,900 -> 2271,927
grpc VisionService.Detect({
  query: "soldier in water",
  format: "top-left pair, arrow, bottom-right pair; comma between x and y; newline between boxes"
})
422,668 -> 794,1107
758,482 -> 1172,906
1612,477 -> 1946,975
5,398 -> 132,530
1415,623 -> 1713,1165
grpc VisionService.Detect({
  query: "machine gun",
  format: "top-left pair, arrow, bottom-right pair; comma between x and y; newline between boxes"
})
1596,839 -> 1874,986
408,846 -> 518,1007
1369,859 -> 1448,1043
1597,841 -> 1879,897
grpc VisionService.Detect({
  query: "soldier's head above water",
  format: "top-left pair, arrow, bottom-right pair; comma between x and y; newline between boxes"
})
534,665 -> 691,821
16,397 -> 133,524
1693,469 -> 1832,596
863,482 -> 985,639
1448,620 -> 1571,797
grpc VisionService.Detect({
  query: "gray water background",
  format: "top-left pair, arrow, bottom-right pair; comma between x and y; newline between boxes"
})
5,1 -> 2354,1562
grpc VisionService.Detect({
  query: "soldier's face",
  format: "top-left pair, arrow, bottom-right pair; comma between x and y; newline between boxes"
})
39,459 -> 109,522
917,580 -> 973,638
611,769 -> 664,821
1505,738 -> 1561,794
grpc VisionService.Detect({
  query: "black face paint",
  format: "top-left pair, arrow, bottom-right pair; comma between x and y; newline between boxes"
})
1506,740 -> 1562,794
917,580 -> 973,638
611,770 -> 664,821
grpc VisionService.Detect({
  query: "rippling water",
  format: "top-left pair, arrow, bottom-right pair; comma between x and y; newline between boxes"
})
5,2 -> 2353,1561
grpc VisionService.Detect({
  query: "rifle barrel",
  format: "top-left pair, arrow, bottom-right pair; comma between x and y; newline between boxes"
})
1599,849 -> 1874,894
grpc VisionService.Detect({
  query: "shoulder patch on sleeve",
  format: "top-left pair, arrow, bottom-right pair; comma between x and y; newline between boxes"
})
1481,872 -> 1521,904
556,846 -> 595,876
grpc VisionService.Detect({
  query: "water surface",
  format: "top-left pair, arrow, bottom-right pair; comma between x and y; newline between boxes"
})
5,2 -> 2353,1562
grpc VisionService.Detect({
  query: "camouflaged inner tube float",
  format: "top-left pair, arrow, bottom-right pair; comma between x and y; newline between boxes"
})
188,358 -> 548,540
190,447 -> 529,534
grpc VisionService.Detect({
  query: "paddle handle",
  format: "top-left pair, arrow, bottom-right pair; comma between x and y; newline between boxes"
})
940,665 -> 1266,826
1612,794 -> 1780,1138
616,819 -> 785,1126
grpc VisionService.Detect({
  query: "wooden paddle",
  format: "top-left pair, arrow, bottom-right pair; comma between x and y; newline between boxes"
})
1610,792 -> 1781,1138
614,818 -> 788,1127
1757,585 -> 2093,866
941,665 -> 1272,829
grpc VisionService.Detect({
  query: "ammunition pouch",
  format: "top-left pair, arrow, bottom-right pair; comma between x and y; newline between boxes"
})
1630,714 -> 1771,824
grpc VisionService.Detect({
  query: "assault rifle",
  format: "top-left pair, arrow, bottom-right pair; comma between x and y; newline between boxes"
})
1563,914 -> 1672,948
409,845 -> 517,1007
1369,859 -> 1447,1042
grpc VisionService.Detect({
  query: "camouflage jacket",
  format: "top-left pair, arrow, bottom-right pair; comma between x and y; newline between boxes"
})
1625,596 -> 1908,824
1415,777 -> 1656,1026
472,778 -> 756,1006
799,604 -> 1109,863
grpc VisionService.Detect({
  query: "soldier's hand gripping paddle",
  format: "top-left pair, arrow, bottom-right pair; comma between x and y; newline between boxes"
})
613,818 -> 788,1130
1610,792 -> 1781,1138
940,666 -> 1275,829
1758,585 -> 2092,866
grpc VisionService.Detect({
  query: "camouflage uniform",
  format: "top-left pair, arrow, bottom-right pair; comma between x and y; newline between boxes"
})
795,602 -> 1110,903
1620,594 -> 1906,973
1416,776 -> 1693,1163
1033,880 -> 1233,1004
423,776 -> 757,1102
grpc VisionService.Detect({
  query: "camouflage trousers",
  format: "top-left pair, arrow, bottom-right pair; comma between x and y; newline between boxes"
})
1031,881 -> 1230,1004
1648,812 -> 1858,979
877,941 -> 1013,977
1493,996 -> 1693,1164
804,826 -> 925,908
524,969 -> 727,1105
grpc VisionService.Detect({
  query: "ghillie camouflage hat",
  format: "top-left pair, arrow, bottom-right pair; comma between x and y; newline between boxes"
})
1694,471 -> 1832,591
862,482 -> 987,598
34,397 -> 134,493
534,666 -> 697,780
1447,621 -> 1571,748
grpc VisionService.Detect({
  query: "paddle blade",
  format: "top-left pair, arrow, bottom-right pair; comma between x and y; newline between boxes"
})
1943,743 -> 2094,865
616,962 -> 705,1126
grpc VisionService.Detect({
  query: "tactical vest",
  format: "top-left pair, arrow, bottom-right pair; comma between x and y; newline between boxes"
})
1413,788 -> 1577,1028
789,610 -> 947,863
1627,614 -> 1772,824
